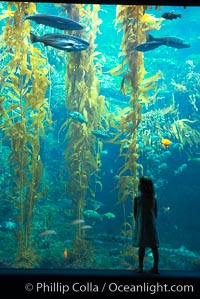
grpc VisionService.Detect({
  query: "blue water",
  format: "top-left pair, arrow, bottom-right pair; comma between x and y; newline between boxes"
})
0,2 -> 200,271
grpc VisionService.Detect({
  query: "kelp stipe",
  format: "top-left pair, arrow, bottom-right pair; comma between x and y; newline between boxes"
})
58,4 -> 109,250
109,6 -> 163,227
0,2 -> 51,267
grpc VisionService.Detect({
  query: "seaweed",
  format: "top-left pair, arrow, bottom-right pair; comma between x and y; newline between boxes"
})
0,2 -> 51,267
108,6 -> 163,234
58,4 -> 109,244
69,238 -> 95,269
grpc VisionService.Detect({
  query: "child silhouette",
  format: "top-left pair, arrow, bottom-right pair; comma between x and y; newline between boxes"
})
133,177 -> 159,274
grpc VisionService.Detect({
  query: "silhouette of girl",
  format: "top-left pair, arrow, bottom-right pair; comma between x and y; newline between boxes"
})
133,176 -> 159,274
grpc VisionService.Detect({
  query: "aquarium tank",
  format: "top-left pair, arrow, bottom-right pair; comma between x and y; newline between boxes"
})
0,1 -> 200,272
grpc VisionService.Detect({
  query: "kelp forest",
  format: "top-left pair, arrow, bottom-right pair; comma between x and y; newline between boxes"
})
0,2 -> 200,270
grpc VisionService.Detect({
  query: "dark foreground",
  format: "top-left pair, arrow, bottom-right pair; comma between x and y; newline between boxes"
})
0,269 -> 200,297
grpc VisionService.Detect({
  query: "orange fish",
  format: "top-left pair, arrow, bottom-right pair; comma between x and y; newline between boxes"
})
63,248 -> 68,259
161,138 -> 171,147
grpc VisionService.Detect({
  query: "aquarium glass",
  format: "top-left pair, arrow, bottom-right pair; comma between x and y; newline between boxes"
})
0,1 -> 200,271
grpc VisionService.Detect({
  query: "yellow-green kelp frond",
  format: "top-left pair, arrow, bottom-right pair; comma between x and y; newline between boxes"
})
109,6 -> 162,234
170,118 -> 200,151
0,2 -> 51,267
59,4 -> 109,238
110,6 -> 143,205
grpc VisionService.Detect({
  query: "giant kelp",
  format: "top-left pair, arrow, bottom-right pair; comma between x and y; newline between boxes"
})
145,63 -> 200,159
57,4 -> 109,244
0,2 -> 51,267
109,6 -> 163,226
169,63 -> 200,156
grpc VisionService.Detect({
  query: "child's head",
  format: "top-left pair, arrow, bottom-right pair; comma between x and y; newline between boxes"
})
139,176 -> 155,198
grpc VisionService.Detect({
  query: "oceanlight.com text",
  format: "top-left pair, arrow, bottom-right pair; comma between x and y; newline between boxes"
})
25,281 -> 194,295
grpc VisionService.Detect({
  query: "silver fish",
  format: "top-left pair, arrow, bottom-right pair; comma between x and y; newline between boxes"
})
24,14 -> 83,30
30,32 -> 89,52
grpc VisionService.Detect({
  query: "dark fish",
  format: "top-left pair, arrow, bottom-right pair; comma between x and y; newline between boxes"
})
161,11 -> 182,20
92,130 -> 112,140
135,34 -> 190,52
69,111 -> 87,124
147,34 -> 190,49
24,14 -> 83,30
87,198 -> 104,210
30,32 -> 89,52
134,41 -> 163,52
